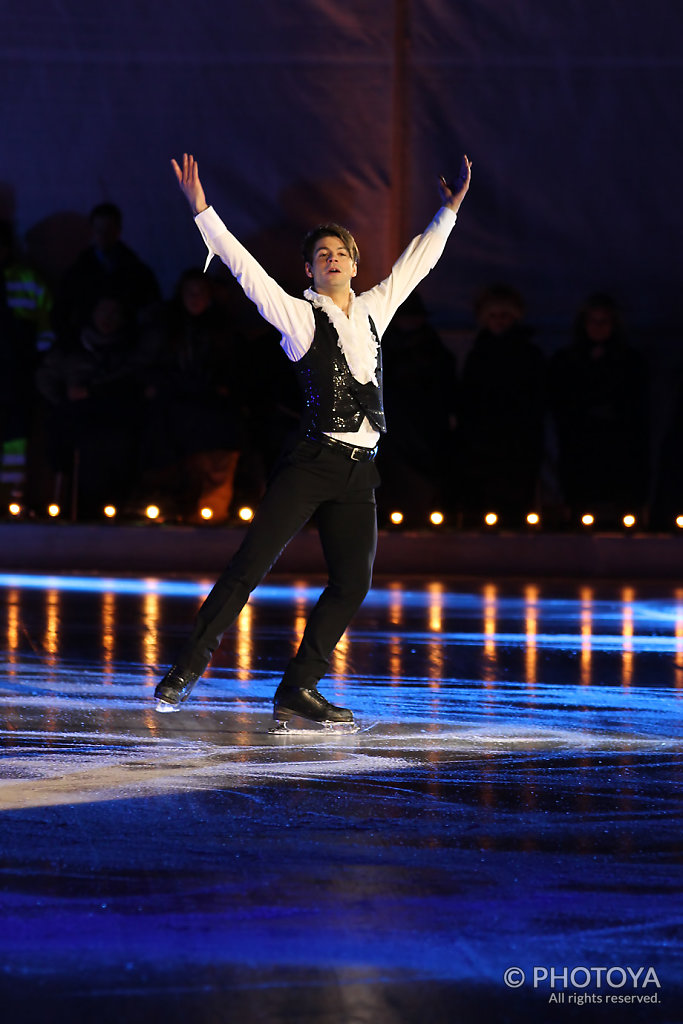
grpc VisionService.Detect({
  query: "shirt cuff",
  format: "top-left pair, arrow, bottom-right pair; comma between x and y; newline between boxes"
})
437,206 -> 458,229
194,206 -> 224,271
194,205 -> 226,239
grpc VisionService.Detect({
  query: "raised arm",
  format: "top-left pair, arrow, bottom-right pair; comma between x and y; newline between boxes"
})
171,153 -> 209,216
359,154 -> 472,336
169,152 -> 314,359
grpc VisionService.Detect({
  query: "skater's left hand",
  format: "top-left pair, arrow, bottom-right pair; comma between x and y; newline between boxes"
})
171,152 -> 209,216
439,155 -> 472,213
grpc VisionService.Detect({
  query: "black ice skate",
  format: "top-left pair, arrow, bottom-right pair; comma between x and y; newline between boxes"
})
154,665 -> 201,713
270,683 -> 358,733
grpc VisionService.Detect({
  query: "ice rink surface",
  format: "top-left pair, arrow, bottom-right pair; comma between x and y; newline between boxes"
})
1,573 -> 682,1023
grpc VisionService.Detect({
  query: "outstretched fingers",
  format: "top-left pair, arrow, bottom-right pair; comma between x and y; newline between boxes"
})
170,152 -> 208,215
170,152 -> 199,186
458,154 -> 472,188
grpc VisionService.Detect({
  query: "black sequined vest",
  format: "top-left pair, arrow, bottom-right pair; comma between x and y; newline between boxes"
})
294,303 -> 386,435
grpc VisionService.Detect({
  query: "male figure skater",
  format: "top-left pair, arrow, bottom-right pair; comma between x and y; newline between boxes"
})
155,151 -> 472,728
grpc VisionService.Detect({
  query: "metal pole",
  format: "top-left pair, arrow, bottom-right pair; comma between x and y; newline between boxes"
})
391,0 -> 412,256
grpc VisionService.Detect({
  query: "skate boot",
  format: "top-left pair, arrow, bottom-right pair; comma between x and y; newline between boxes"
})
270,682 -> 358,733
154,665 -> 201,713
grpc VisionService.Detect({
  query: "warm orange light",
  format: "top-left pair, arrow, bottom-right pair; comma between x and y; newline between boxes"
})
8,503 -> 21,516
430,511 -> 444,526
200,507 -> 213,520
581,514 -> 595,526
103,505 -> 117,518
677,516 -> 683,529
390,511 -> 404,525
526,512 -> 540,526
145,505 -> 160,520
623,514 -> 636,528
238,506 -> 254,522
47,504 -> 60,518
484,512 -> 498,526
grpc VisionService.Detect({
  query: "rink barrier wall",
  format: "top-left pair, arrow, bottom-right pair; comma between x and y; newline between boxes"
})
2,523 -> 683,578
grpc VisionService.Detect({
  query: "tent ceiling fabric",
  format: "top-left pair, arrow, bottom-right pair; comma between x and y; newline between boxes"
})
1,0 -> 680,329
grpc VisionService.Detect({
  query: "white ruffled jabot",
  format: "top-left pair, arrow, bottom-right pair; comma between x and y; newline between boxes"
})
303,288 -> 379,386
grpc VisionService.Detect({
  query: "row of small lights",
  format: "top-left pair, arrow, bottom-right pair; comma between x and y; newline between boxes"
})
5,503 -> 683,530
389,511 -> 658,529
6,503 -> 256,522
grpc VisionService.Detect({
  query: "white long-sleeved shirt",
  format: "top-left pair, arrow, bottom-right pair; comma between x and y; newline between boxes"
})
195,205 -> 457,446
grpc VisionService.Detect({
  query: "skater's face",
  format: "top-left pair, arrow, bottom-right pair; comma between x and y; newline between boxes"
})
91,214 -> 121,252
182,278 -> 212,317
305,235 -> 357,294
584,309 -> 614,344
91,297 -> 125,338
479,301 -> 521,336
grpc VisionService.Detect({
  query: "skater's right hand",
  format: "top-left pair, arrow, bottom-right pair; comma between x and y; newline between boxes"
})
171,152 -> 209,216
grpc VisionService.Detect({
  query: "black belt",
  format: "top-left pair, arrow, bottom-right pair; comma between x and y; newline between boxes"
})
306,432 -> 378,462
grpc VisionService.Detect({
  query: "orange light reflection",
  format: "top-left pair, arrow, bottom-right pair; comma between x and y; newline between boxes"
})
482,583 -> 498,686
6,588 -> 20,674
524,584 -> 538,688
621,586 -> 634,688
580,586 -> 593,687
142,589 -> 160,678
43,588 -> 60,663
675,588 -> 683,691
236,600 -> 253,684
427,584 -> 444,696
101,589 -> 116,681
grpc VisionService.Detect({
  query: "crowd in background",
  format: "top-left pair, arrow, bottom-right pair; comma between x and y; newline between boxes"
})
1,202 -> 679,530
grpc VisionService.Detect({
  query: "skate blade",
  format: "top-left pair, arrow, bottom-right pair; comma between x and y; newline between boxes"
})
268,717 -> 359,735
268,720 -> 292,734
155,699 -> 181,714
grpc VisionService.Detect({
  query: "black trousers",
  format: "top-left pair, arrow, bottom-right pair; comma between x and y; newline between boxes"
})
176,437 -> 380,690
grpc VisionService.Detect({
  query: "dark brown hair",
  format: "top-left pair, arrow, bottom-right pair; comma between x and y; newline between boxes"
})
301,223 -> 359,266
474,283 -> 525,319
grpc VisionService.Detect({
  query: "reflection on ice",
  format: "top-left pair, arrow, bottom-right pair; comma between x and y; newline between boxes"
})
2,574 -> 683,1021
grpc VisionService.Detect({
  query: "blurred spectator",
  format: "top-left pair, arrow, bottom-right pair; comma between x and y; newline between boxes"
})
652,372 -> 683,529
137,269 -> 243,523
36,294 -> 143,518
457,284 -> 546,524
210,269 -> 301,504
0,219 -> 55,354
52,202 -> 161,341
377,292 -> 457,525
549,293 -> 649,523
1,218 -> 54,503
651,381 -> 683,529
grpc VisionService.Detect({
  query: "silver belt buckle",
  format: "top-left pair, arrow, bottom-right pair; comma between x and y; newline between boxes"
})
350,446 -> 363,461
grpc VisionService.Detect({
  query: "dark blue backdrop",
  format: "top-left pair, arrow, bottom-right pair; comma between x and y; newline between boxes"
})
1,0 -> 680,339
